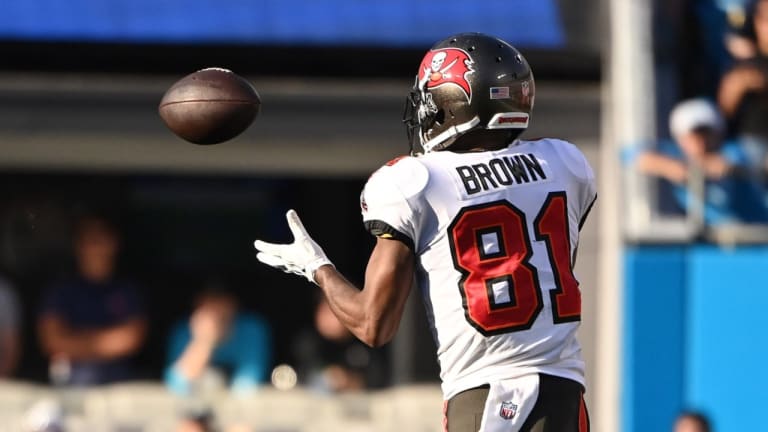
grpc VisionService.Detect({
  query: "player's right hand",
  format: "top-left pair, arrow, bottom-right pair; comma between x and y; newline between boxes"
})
254,210 -> 334,284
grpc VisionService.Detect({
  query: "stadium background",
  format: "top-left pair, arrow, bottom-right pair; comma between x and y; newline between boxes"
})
0,0 -> 763,431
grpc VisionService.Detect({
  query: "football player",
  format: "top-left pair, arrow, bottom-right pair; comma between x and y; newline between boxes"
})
254,32 -> 596,432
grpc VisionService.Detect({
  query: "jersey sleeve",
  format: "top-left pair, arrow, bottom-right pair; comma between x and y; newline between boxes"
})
549,139 -> 598,229
360,157 -> 429,250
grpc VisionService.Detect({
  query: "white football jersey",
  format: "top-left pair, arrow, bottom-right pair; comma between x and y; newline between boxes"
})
361,138 -> 597,399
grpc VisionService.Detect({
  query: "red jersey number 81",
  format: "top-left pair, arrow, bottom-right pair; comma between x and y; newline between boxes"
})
447,191 -> 581,336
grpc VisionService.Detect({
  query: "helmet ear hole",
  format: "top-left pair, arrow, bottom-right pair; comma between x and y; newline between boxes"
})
434,109 -> 446,125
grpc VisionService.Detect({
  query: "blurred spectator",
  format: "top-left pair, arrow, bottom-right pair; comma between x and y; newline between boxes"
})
689,0 -> 754,94
636,99 -> 768,223
0,275 -> 21,377
719,0 -> 768,170
725,0 -> 760,60
165,285 -> 271,396
674,411 -> 712,432
37,214 -> 147,386
292,296 -> 388,393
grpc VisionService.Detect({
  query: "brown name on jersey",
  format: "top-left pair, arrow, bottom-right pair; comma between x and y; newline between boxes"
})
455,153 -> 547,195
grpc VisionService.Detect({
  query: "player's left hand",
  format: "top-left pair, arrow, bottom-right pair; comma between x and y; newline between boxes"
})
254,209 -> 334,284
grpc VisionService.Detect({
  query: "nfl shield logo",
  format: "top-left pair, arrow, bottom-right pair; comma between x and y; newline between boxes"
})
499,401 -> 518,420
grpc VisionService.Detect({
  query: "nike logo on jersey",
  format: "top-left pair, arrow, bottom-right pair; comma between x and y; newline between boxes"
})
455,153 -> 550,196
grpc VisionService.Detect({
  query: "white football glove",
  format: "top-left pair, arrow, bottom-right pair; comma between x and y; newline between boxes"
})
254,209 -> 334,284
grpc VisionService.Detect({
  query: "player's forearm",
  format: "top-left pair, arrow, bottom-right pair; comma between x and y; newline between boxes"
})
315,265 -> 395,347
719,74 -> 748,116
637,152 -> 666,174
92,320 -> 147,359
41,319 -> 145,360
173,339 -> 217,380
254,212 -> 413,347
40,318 -> 99,359
637,153 -> 686,183
42,331 -> 98,360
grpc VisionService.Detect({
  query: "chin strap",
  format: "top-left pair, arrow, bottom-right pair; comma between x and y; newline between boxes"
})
421,116 -> 482,153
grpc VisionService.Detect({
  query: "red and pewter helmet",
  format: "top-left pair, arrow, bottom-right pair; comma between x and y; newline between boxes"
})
403,32 -> 535,154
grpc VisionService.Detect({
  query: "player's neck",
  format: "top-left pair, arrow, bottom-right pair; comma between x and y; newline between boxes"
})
453,141 -> 512,153
449,130 -> 515,153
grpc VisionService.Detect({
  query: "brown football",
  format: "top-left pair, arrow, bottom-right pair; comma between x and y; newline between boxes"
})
159,68 -> 260,145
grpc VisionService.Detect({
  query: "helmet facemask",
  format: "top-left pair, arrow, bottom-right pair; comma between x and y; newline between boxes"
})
403,79 -> 481,155
403,78 -> 450,155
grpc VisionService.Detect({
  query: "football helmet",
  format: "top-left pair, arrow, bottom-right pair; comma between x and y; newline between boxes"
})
403,32 -> 535,154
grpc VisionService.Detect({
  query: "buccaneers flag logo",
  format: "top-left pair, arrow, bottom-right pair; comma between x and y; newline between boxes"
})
418,48 -> 475,102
